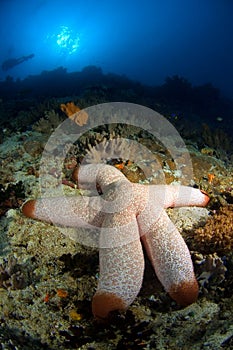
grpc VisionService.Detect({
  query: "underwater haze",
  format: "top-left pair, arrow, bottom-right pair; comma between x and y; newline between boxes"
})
1,0 -> 233,98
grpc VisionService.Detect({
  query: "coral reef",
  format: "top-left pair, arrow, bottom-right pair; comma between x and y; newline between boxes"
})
0,67 -> 233,347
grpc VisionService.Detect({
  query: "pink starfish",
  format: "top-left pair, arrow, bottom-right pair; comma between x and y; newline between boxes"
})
22,164 -> 209,321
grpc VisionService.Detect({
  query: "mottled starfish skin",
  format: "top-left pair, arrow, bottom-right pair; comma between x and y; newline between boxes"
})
22,164 -> 209,320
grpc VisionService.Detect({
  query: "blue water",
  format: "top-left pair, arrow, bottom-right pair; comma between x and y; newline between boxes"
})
0,0 -> 233,98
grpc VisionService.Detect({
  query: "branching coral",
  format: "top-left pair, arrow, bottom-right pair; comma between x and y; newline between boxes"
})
33,110 -> 64,133
193,205 -> 233,254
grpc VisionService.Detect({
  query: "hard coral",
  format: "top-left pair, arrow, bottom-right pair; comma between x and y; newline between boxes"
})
193,205 -> 233,254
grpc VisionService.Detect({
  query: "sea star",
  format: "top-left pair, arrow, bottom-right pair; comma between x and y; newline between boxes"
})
22,164 -> 209,320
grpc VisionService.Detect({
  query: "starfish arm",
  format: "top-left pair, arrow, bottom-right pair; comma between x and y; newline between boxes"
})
92,214 -> 144,320
140,209 -> 198,306
148,185 -> 209,208
22,196 -> 103,228
77,164 -> 129,191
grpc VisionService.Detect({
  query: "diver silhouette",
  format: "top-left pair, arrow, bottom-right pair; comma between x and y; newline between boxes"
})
1,53 -> 35,71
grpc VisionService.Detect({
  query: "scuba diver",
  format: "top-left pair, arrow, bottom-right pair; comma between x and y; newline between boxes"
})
1,53 -> 35,71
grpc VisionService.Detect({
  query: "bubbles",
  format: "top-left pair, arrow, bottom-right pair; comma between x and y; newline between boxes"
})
56,26 -> 80,54
47,25 -> 80,55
